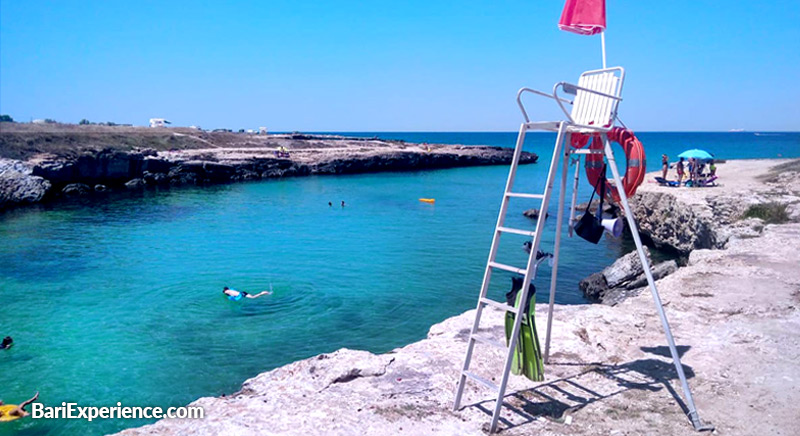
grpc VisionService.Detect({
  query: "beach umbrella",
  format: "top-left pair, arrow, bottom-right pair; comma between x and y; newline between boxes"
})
558,0 -> 608,67
678,149 -> 714,161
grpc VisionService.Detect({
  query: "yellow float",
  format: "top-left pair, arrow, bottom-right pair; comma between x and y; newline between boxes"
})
0,404 -> 23,422
418,198 -> 435,204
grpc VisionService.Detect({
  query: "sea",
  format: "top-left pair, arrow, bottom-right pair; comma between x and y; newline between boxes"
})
0,131 -> 798,435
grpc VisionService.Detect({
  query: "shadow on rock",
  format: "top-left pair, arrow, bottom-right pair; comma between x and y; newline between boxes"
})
468,354 -> 697,432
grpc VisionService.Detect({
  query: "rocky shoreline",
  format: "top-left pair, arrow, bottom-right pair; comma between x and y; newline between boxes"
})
110,159 -> 800,435
0,126 -> 537,211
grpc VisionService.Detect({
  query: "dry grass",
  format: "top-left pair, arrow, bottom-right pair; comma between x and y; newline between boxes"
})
741,202 -> 790,224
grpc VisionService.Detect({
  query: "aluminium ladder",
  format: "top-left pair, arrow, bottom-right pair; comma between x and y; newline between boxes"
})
452,122 -> 569,433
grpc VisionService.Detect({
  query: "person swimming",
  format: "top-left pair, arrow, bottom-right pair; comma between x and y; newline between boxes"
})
0,392 -> 38,420
0,337 -> 12,350
222,286 -> 271,301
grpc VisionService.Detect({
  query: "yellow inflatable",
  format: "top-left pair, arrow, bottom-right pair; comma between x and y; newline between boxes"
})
0,404 -> 23,422
419,198 -> 435,204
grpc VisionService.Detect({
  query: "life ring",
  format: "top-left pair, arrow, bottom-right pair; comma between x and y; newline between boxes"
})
0,404 -> 23,422
581,127 -> 646,203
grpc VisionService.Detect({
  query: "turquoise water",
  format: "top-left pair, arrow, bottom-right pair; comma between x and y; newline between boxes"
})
1,132 -> 798,435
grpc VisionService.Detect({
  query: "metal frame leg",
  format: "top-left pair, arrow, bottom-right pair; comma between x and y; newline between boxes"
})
602,135 -> 713,432
544,133 -> 571,364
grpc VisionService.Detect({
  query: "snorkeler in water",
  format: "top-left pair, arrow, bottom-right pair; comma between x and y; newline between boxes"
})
222,286 -> 271,301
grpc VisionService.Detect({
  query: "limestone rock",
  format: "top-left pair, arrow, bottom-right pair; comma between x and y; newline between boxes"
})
625,260 -> 678,290
628,191 -> 717,255
602,247 -> 651,288
0,159 -> 51,208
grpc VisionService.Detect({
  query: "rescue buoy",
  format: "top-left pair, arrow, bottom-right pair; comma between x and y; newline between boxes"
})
581,127 -> 646,202
419,198 -> 435,204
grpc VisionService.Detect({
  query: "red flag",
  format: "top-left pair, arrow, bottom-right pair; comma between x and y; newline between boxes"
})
558,0 -> 606,35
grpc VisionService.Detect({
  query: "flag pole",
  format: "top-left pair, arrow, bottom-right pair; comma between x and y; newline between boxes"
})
601,31 -> 607,68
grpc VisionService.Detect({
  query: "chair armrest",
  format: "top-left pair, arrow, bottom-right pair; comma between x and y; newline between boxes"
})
516,87 -> 573,123
552,82 -> 623,126
555,82 -> 623,100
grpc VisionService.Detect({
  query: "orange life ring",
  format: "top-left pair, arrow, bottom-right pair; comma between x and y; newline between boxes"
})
579,127 -> 646,203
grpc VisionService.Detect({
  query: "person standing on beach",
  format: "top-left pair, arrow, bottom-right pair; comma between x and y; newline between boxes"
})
676,158 -> 685,183
661,154 -> 669,179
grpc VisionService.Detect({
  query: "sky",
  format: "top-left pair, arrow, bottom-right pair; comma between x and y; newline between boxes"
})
1,1 -> 799,131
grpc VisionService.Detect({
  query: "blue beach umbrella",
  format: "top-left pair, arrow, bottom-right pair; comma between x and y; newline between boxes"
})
678,149 -> 714,161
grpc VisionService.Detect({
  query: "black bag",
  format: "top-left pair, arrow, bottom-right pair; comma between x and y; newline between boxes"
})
574,164 -> 607,244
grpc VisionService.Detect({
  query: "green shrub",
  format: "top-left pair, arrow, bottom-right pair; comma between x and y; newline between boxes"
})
742,202 -> 790,224
0,114 -> 14,122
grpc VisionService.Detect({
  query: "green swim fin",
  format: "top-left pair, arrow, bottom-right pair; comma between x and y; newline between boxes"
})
504,279 -> 544,382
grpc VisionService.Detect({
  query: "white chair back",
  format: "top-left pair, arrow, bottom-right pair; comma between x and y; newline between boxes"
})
570,68 -> 624,127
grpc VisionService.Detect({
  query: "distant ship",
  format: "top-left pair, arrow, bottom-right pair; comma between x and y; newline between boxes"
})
729,128 -> 744,132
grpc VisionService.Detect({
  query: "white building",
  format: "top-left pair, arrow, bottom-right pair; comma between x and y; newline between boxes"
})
259,127 -> 268,135
149,118 -> 171,128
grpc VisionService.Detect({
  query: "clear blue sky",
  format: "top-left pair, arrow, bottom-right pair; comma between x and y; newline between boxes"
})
1,1 -> 798,131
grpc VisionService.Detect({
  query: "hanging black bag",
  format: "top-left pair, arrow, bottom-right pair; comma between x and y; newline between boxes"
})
574,164 -> 607,244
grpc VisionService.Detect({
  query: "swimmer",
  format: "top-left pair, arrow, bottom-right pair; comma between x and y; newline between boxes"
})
0,337 -> 12,350
0,392 -> 39,420
223,286 -> 271,301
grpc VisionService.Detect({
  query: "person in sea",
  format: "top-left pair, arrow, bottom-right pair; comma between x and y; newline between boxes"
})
341,200 -> 345,207
661,154 -> 669,179
0,392 -> 39,420
222,287 -> 271,301
676,157 -> 685,183
0,336 -> 12,350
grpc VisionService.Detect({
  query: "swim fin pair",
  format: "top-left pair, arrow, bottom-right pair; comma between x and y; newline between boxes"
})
504,277 -> 544,382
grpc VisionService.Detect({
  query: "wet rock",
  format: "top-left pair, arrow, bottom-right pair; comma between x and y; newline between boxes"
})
575,199 -> 620,217
125,178 -> 146,189
523,208 -> 549,219
33,160 -> 75,184
579,272 -> 608,302
142,157 -> 171,173
62,183 -> 91,196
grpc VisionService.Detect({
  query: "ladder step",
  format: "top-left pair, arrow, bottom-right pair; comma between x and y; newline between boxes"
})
480,297 -> 516,313
497,226 -> 536,237
506,192 -> 545,199
471,334 -> 506,350
489,261 -> 526,275
463,370 -> 499,392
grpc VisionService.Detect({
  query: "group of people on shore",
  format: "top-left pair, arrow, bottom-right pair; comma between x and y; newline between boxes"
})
661,154 -> 717,187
